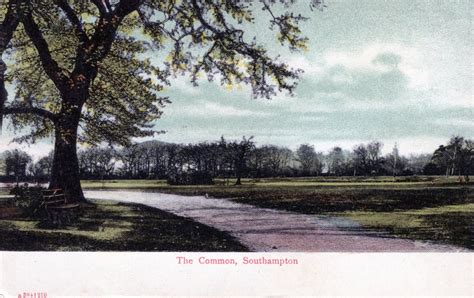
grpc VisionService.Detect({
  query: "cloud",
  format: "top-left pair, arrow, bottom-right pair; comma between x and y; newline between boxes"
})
203,102 -> 271,117
432,119 -> 474,128
316,64 -> 408,102
285,55 -> 324,76
434,90 -> 474,109
320,44 -> 428,100
165,100 -> 272,118
323,43 -> 428,87
289,44 -> 432,106
298,115 -> 327,122
0,138 -> 53,161
167,76 -> 201,95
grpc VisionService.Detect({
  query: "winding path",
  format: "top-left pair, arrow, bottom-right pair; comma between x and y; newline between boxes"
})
84,190 -> 468,252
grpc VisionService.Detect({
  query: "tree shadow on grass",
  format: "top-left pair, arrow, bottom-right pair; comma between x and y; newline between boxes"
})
0,201 -> 248,251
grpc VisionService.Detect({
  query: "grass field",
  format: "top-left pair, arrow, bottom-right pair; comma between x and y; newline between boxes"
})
81,176 -> 473,249
332,203 -> 473,249
81,175 -> 465,189
0,198 -> 247,251
1,176 -> 472,250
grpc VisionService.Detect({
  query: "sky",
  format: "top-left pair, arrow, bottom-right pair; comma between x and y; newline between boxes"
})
1,0 -> 473,159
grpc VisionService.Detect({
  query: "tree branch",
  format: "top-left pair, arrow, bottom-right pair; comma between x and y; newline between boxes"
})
0,1 -> 21,48
190,0 -> 224,37
103,0 -> 113,13
114,0 -> 143,18
21,11 -> 68,92
55,0 -> 89,45
91,0 -> 108,16
3,105 -> 58,122
54,0 -> 93,77
85,0 -> 142,68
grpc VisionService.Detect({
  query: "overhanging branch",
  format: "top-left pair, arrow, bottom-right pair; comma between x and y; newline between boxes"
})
3,106 -> 58,123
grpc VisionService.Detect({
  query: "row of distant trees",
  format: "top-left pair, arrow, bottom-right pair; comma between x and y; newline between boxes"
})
0,150 -> 52,183
1,136 -> 472,184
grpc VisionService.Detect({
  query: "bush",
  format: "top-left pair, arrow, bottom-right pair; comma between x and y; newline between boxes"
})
423,162 -> 442,175
167,171 -> 214,185
9,183 -> 45,216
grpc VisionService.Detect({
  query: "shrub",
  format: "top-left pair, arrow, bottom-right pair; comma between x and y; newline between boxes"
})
9,183 -> 45,217
167,172 -> 214,185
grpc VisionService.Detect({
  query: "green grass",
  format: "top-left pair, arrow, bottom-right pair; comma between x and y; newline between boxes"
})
81,175 -> 467,189
80,176 -> 474,249
0,199 -> 248,251
124,184 -> 472,213
331,203 -> 474,249
81,179 -> 168,189
2,176 -> 472,250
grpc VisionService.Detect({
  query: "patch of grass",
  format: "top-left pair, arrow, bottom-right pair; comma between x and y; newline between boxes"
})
0,200 -> 248,251
81,179 -> 168,189
333,203 -> 474,249
80,177 -> 474,213
149,185 -> 473,213
80,176 -> 471,189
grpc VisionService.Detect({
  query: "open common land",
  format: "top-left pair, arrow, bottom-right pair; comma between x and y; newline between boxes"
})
81,176 -> 474,249
1,176 -> 472,250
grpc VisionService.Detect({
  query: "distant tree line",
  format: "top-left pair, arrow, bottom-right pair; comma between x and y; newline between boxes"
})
0,150 -> 52,183
1,136 -> 472,184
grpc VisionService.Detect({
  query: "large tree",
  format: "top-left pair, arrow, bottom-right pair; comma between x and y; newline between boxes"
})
0,0 -> 323,201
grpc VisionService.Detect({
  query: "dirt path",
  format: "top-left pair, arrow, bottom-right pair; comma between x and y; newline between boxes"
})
84,190 -> 468,252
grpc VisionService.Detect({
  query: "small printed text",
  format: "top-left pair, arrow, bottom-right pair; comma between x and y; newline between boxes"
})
176,256 -> 299,266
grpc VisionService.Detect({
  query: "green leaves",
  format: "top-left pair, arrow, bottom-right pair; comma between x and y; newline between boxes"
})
2,0 -> 320,145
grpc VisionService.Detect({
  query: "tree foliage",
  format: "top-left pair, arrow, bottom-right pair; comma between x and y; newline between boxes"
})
296,143 -> 323,176
430,136 -> 474,180
1,0 -> 324,145
2,136 -> 473,184
4,148 -> 31,180
0,0 -> 324,200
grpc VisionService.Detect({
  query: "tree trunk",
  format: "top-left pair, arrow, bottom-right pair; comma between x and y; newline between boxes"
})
0,60 -> 7,131
49,110 -> 84,202
235,161 -> 242,185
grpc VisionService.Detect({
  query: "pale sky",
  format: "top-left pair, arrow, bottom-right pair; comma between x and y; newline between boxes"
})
1,0 -> 473,159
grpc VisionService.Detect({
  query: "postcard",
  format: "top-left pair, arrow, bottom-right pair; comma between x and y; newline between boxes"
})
0,0 -> 472,297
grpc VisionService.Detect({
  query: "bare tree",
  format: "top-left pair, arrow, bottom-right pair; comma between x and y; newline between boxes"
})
327,146 -> 344,176
229,137 -> 255,185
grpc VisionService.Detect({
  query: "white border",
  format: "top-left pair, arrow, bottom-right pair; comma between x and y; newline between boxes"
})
1,252 -> 472,297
